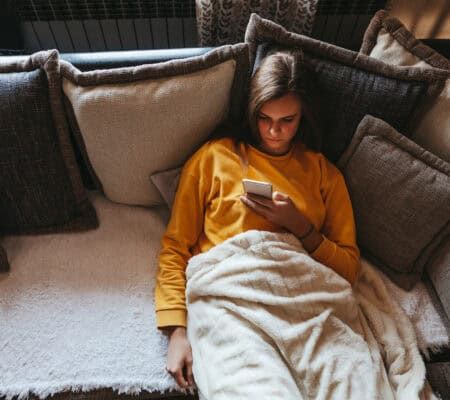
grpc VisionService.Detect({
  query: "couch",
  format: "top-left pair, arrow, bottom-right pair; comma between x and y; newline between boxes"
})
0,11 -> 449,400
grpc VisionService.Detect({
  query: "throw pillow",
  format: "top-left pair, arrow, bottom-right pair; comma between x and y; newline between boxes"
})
360,9 -> 450,163
0,50 -> 98,236
337,115 -> 450,290
244,13 -> 448,163
149,167 -> 182,210
62,44 -> 250,207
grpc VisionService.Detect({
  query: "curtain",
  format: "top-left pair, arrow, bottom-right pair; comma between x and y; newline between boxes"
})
196,0 -> 319,46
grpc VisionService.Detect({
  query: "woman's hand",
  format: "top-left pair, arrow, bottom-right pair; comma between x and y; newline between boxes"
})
240,191 -> 324,252
240,191 -> 311,238
165,327 -> 195,389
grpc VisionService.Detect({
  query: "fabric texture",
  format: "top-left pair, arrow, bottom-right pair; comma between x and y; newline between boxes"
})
156,137 -> 360,328
376,261 -> 449,358
359,9 -> 450,164
337,115 -> 450,290
61,45 -> 250,207
0,244 -> 9,273
426,239 -> 450,321
244,13 -> 448,163
426,363 -> 450,400
0,193 -> 446,399
0,50 -> 98,237
149,167 -> 182,209
0,192 -> 181,400
186,229 -> 437,400
195,0 -> 318,46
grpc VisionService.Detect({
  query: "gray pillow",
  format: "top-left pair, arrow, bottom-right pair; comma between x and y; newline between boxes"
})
337,115 -> 450,290
244,14 -> 448,163
149,167 -> 182,209
0,50 -> 98,236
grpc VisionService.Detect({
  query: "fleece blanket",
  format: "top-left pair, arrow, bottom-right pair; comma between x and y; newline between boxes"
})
186,230 -> 437,400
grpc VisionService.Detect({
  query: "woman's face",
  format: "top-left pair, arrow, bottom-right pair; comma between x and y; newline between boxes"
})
257,92 -> 302,156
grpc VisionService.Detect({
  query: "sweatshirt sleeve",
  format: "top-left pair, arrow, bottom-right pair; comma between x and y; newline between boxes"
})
154,146 -> 210,328
310,155 -> 361,285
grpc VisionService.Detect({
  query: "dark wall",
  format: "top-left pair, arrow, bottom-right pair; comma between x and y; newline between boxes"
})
0,0 -> 24,51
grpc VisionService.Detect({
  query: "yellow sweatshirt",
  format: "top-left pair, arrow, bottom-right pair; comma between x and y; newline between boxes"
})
155,137 -> 360,328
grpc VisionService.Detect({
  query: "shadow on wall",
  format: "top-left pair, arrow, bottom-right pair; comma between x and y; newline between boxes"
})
387,0 -> 450,38
0,0 -> 24,53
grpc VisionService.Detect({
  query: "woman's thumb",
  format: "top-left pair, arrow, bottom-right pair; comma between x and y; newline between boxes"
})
273,191 -> 288,200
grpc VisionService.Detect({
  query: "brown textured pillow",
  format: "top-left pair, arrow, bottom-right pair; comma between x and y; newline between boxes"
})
360,10 -> 450,164
337,115 -> 450,290
0,50 -> 98,236
62,44 -> 250,207
244,14 -> 448,163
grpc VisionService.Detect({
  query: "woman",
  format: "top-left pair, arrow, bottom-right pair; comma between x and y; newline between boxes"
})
154,50 -> 360,389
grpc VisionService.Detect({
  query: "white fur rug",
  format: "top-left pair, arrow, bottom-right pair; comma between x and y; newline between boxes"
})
0,193 -> 179,400
0,192 -> 448,399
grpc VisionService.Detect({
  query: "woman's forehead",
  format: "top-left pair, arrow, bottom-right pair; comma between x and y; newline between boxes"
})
259,93 -> 302,115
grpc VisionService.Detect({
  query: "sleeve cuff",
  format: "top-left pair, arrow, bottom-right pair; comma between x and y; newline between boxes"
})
156,309 -> 187,328
310,235 -> 337,265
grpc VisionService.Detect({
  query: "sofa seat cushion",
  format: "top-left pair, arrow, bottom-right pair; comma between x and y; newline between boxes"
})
0,191 -> 180,399
0,192 -> 448,399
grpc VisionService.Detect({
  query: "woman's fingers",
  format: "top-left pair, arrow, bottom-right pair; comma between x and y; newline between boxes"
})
167,359 -> 193,389
174,366 -> 189,388
240,195 -> 270,218
186,360 -> 195,387
244,193 -> 273,208
167,363 -> 188,388
273,191 -> 289,200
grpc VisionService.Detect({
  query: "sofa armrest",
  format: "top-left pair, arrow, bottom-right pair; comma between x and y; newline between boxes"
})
60,47 -> 213,71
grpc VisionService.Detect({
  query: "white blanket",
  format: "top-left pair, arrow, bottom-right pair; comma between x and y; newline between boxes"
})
186,230 -> 437,400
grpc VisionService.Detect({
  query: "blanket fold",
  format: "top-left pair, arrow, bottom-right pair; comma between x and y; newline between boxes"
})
186,230 -> 436,400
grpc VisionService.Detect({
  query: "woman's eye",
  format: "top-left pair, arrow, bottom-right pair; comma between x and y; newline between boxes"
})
283,118 -> 294,122
258,115 -> 268,120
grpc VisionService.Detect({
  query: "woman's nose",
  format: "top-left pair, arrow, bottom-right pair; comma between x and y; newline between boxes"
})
270,122 -> 281,135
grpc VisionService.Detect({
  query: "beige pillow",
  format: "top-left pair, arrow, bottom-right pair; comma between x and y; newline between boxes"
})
360,10 -> 450,163
61,45 -> 249,207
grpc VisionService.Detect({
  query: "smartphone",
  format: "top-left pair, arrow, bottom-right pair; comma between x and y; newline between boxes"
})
242,178 -> 273,199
